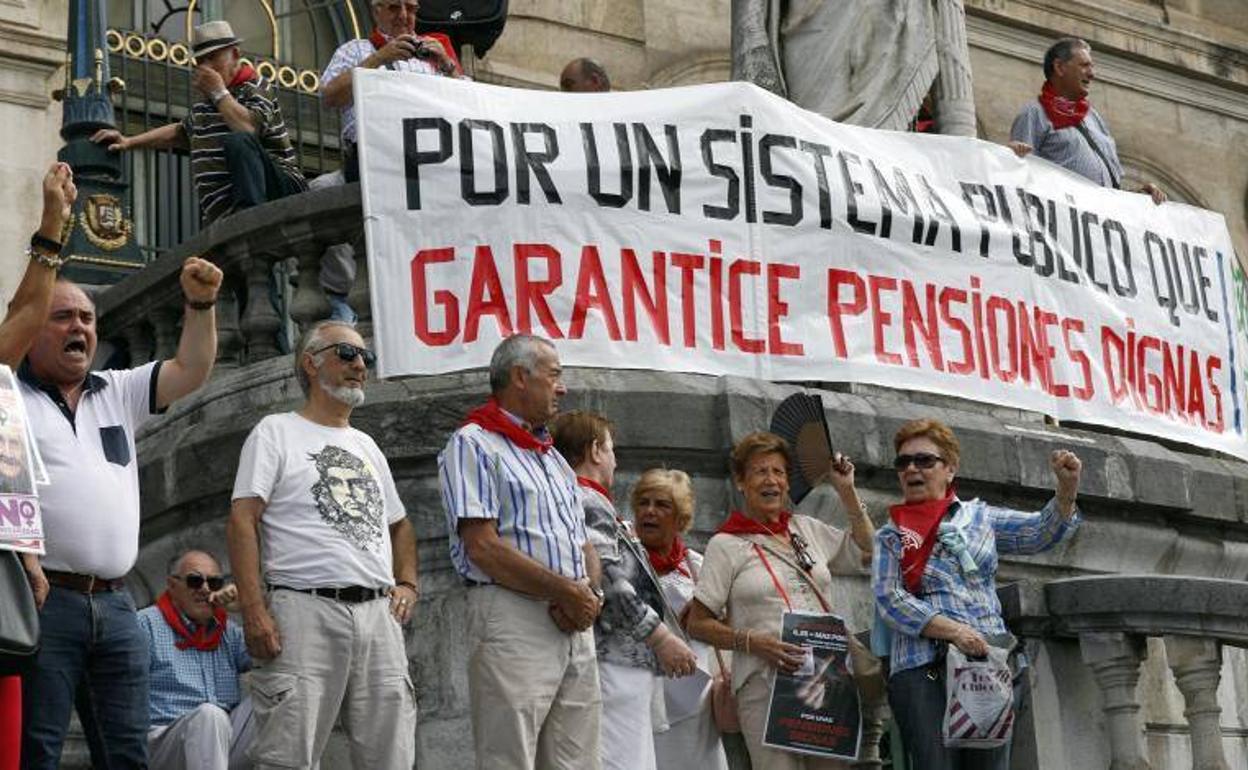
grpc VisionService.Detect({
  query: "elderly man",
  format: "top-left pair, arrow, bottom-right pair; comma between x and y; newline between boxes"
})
322,0 -> 463,182
228,321 -> 419,769
559,57 -> 610,92
90,20 -> 306,224
138,550 -> 253,770
438,334 -> 603,770
19,258 -> 222,769
1009,37 -> 1166,204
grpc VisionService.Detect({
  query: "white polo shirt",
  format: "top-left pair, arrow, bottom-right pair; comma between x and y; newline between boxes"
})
20,361 -> 162,578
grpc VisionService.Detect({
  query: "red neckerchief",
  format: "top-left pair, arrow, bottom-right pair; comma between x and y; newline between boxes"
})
228,64 -> 257,89
647,536 -> 690,577
156,592 -> 227,652
463,398 -> 551,454
889,488 -> 957,594
1038,80 -> 1089,130
576,476 -> 610,499
718,509 -> 791,537
369,29 -> 461,74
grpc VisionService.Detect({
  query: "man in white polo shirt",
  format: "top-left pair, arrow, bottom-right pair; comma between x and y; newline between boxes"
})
227,320 -> 419,769
19,259 -> 222,770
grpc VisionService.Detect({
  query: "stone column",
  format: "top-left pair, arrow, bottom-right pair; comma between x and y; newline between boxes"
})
348,233 -> 372,341
283,221 -> 330,332
1080,632 -> 1151,770
239,247 -> 282,363
150,305 -> 181,362
215,281 -> 243,369
1163,636 -> 1229,770
123,322 -> 153,367
932,0 -> 977,137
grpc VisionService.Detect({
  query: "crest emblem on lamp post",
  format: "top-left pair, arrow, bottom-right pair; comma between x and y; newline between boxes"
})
79,192 -> 133,251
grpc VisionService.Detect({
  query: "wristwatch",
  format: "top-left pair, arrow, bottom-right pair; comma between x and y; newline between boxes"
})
591,585 -> 605,603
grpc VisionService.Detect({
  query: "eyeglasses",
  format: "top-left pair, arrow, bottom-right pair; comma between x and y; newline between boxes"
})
789,531 -> 816,573
173,572 -> 225,591
312,342 -> 376,368
893,453 -> 945,471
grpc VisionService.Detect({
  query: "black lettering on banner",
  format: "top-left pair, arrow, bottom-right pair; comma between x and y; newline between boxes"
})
919,175 -> 962,253
632,123 -> 682,214
402,117 -> 452,210
1194,246 -> 1218,322
959,182 -> 996,258
1145,230 -> 1179,326
740,115 -> 757,224
1078,209 -> 1109,293
459,119 -> 509,205
759,134 -> 802,227
838,150 -> 875,235
511,123 -> 562,205
868,161 -> 920,242
1101,218 -> 1137,298
799,141 -> 835,229
701,128 -> 739,221
582,122 -> 633,208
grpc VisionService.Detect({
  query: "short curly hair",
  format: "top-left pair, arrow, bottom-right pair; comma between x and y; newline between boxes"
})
630,468 -> 695,533
893,418 -> 961,468
730,431 -> 791,480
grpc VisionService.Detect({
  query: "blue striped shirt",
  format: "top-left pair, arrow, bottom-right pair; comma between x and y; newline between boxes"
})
438,412 -> 587,583
1010,101 -> 1123,189
872,496 -> 1079,674
137,604 -> 252,727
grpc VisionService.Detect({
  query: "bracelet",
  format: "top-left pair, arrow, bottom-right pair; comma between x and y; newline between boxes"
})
25,245 -> 67,270
744,629 -> 752,655
30,232 -> 62,255
186,299 -> 216,311
396,580 -> 419,594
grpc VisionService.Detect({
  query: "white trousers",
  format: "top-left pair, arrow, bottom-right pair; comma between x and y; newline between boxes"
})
148,699 -> 255,770
599,661 -> 658,770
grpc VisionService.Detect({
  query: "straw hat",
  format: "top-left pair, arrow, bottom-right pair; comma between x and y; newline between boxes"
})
191,20 -> 243,59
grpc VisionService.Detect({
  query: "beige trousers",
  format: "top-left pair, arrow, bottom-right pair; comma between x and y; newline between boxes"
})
466,585 -> 602,770
737,670 -> 851,770
248,589 -> 416,770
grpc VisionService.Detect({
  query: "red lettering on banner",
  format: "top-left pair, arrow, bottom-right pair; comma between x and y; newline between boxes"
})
709,241 -> 726,351
671,252 -> 704,348
464,245 -> 513,342
1137,334 -> 1163,415
514,243 -> 565,338
902,281 -> 944,371
985,296 -> 1017,383
729,259 -> 765,353
767,263 -> 804,356
1022,308 -> 1057,396
1101,322 -> 1222,425
1206,357 -> 1224,433
827,269 -> 866,358
868,275 -> 901,365
569,245 -> 622,340
939,286 -> 975,375
1162,344 -> 1188,421
621,249 -> 670,345
412,248 -> 459,345
970,277 -> 989,381
1061,318 -> 1093,400
1101,326 -> 1128,403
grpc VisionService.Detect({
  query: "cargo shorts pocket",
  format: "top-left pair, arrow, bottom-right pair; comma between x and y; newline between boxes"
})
249,671 -> 313,767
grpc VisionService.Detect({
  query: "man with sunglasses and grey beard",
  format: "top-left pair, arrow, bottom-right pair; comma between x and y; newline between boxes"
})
137,549 -> 254,770
227,321 -> 418,769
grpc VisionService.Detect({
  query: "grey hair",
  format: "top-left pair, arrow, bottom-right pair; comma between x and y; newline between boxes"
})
488,334 -> 555,394
294,320 -> 358,396
166,548 -> 221,576
1043,38 -> 1090,80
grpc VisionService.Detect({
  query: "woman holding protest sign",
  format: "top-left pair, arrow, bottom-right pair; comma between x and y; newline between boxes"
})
685,432 -> 877,770
631,468 -> 728,770
871,418 -> 1081,770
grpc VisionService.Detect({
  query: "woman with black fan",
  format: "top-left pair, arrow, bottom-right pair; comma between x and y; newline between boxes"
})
685,431 -> 875,770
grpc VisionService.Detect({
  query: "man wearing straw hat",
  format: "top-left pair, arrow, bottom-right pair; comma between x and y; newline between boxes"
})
91,20 -> 307,225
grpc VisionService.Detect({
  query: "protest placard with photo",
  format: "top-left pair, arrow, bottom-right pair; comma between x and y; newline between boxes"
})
0,365 -> 44,554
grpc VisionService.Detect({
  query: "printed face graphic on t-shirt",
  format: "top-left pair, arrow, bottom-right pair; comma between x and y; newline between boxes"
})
308,444 -> 384,551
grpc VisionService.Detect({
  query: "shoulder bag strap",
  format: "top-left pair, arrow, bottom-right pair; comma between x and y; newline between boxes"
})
1073,121 -> 1121,189
623,534 -> 689,642
750,538 -> 835,615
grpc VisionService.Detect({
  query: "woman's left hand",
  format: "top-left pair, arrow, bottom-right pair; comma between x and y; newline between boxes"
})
1050,449 -> 1082,513
828,452 -> 855,495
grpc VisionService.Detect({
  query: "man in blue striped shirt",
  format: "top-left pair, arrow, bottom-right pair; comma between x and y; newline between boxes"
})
439,334 -> 604,770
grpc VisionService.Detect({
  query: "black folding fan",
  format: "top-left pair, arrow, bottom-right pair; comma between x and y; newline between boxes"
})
768,392 -> 833,505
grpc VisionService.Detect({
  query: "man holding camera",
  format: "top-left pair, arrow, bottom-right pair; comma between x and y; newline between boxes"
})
321,0 -> 464,182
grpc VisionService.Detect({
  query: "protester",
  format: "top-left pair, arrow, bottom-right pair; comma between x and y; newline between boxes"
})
228,320 -> 418,769
870,418 -> 1081,769
321,0 -> 463,183
685,432 -> 875,770
559,57 -> 610,92
0,162 -> 75,770
550,412 -> 697,770
90,20 -> 307,224
632,468 -> 729,770
1008,37 -> 1166,204
438,334 -> 603,770
19,253 -> 221,769
138,550 -> 254,770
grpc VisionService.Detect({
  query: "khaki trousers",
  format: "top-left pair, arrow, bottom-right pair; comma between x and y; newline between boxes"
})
248,590 -> 416,770
148,699 -> 255,770
466,586 -> 601,770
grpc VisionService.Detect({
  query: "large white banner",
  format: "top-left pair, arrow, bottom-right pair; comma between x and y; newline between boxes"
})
356,73 -> 1248,461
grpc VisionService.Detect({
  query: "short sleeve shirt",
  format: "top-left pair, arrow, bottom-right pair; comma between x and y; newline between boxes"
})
232,412 -> 406,588
138,604 -> 252,726
693,515 -> 864,692
321,38 -> 440,144
20,361 -> 163,578
1009,101 -> 1123,188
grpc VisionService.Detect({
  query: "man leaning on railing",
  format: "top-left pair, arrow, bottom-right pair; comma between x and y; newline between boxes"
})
90,20 -> 308,226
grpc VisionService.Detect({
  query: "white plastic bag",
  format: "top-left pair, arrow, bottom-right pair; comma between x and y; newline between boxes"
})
942,645 -> 1014,749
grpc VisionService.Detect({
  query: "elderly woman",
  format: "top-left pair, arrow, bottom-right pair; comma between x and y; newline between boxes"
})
686,431 -> 875,770
551,411 -> 698,770
870,418 -> 1081,769
631,468 -> 729,770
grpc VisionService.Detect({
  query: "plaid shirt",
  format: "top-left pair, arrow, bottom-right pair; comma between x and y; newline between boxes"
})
873,496 -> 1079,674
137,604 -> 252,726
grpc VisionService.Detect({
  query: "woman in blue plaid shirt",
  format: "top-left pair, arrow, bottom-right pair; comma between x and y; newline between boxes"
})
871,419 -> 1082,770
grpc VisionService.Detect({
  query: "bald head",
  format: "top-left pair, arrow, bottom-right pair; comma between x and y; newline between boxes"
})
560,58 -> 610,93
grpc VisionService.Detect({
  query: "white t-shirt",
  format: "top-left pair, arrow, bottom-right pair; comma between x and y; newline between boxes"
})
232,412 -> 406,589
20,362 -> 161,578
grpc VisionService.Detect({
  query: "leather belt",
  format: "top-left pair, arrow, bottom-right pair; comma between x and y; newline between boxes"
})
44,570 -> 126,594
269,584 -> 387,603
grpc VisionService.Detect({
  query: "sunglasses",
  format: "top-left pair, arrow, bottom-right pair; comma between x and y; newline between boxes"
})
312,342 -> 376,368
893,452 -> 945,471
173,572 -> 225,591
789,531 -> 816,573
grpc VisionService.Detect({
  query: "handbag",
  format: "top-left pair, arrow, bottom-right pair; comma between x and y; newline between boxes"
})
942,644 -> 1015,749
680,553 -> 741,734
0,550 -> 39,674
